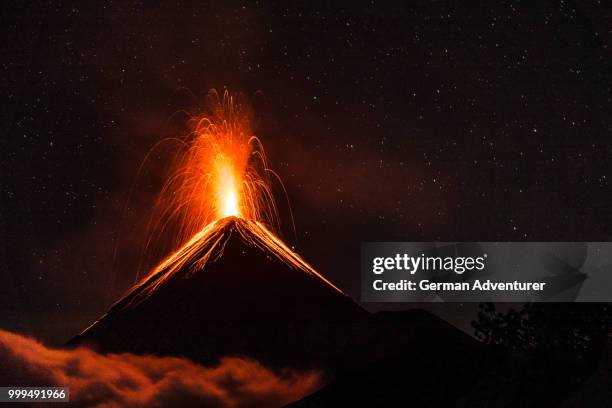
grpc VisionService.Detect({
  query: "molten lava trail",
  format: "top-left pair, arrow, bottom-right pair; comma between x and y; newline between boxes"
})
130,217 -> 345,307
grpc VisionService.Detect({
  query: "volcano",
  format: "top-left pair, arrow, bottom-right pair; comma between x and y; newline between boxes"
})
69,216 -> 367,368
69,216 -> 498,405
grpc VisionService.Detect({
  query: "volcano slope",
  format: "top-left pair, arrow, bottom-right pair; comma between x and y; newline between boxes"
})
69,217 -> 369,368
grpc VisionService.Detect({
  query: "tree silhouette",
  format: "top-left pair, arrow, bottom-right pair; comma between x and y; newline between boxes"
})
472,302 -> 611,401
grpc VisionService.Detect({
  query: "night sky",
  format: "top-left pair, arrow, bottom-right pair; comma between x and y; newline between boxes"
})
2,1 -> 611,345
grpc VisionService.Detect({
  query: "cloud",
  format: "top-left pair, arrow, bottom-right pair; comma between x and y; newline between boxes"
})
0,330 -> 321,408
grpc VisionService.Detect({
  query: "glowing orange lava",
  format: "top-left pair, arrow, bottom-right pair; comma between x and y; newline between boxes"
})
140,90 -> 284,272
168,91 -> 253,229
215,156 -> 241,218
126,90 -> 345,298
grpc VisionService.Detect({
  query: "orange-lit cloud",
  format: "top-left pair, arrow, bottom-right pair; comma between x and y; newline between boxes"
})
0,330 -> 321,408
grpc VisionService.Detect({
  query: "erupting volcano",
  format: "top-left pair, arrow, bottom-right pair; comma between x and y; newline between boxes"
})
135,91 -> 286,270
70,91 -> 366,367
69,90 -> 489,406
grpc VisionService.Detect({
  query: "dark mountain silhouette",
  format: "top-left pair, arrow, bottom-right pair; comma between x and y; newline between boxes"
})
69,216 -> 368,368
71,216 -> 609,406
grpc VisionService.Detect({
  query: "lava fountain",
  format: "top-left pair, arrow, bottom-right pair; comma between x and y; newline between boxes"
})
137,90 -> 292,281
155,90 -> 278,233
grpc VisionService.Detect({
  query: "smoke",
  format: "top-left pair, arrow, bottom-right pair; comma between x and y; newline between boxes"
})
0,330 -> 321,408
